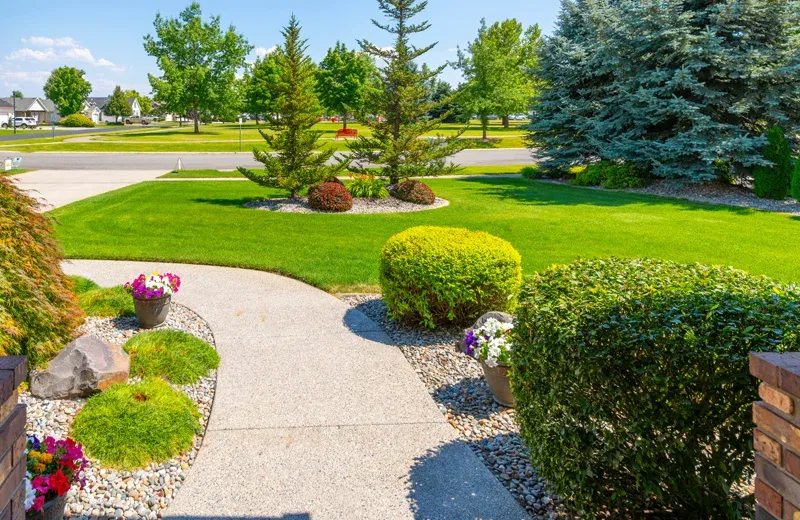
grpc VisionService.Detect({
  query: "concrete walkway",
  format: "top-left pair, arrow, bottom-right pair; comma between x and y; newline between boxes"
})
13,169 -> 167,209
63,260 -> 529,520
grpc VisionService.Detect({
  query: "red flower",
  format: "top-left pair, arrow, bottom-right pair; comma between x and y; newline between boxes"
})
58,458 -> 78,471
31,475 -> 49,493
48,469 -> 71,496
32,496 -> 45,511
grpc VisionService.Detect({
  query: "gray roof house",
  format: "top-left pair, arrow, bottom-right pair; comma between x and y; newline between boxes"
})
0,97 -> 55,123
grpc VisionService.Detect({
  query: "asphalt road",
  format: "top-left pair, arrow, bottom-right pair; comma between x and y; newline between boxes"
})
0,124 -> 165,142
8,148 -> 534,171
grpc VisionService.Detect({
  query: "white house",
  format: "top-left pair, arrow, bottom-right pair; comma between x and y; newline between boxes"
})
0,97 -> 55,123
85,96 -> 142,122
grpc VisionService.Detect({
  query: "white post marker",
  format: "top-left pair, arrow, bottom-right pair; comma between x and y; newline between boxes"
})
238,117 -> 243,152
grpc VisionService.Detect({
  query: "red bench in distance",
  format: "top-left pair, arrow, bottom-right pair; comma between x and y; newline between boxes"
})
335,128 -> 358,139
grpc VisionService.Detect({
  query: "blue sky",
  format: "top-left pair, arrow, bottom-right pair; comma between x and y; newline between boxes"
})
0,0 -> 561,98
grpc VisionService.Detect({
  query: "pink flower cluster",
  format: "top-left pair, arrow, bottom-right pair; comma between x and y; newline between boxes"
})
26,435 -> 87,512
124,272 -> 181,300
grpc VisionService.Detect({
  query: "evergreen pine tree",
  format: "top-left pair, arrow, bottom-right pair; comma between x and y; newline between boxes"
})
754,125 -> 793,200
349,0 -> 469,185
792,157 -> 800,201
530,0 -> 800,181
237,16 -> 348,198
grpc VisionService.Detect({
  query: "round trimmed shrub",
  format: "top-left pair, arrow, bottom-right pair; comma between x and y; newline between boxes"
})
71,378 -> 200,469
60,113 -> 95,127
0,176 -> 83,367
307,181 -> 353,212
124,329 -> 220,384
380,226 -> 522,328
392,180 -> 435,205
511,258 -> 800,519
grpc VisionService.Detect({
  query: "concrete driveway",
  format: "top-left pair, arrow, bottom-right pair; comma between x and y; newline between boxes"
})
12,169 -> 168,209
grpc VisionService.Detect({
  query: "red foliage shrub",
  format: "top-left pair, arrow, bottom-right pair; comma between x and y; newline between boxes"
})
392,180 -> 435,205
307,181 -> 353,212
0,176 -> 83,366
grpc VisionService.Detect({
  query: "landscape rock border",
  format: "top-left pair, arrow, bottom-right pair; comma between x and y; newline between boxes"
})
244,196 -> 449,214
21,303 -> 217,520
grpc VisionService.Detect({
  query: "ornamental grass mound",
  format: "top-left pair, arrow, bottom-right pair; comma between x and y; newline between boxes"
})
511,258 -> 800,519
0,175 -> 83,367
70,276 -> 134,318
392,180 -> 435,205
71,378 -> 200,469
380,226 -> 522,328
307,181 -> 353,212
60,113 -> 95,128
124,329 -> 219,385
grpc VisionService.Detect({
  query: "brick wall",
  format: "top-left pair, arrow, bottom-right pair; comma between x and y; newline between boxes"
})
0,357 -> 27,520
751,352 -> 800,520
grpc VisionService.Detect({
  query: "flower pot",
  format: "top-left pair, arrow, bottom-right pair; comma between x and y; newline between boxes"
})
480,360 -> 515,408
133,295 -> 171,328
27,494 -> 67,520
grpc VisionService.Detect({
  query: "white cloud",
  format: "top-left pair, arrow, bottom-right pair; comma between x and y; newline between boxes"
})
0,70 -> 50,85
447,48 -> 458,52
6,39 -> 125,71
22,36 -> 78,48
255,46 -> 276,58
5,48 -> 57,61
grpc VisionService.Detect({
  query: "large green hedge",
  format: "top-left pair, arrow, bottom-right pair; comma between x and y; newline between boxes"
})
0,176 -> 83,366
380,226 -> 521,328
511,258 -> 800,519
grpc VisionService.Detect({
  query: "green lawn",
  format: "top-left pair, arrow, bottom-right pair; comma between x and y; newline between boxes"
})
158,164 -> 532,179
0,120 -> 527,152
50,177 -> 800,293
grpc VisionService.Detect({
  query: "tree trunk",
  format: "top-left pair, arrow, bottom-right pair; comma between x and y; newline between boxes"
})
502,115 -> 509,128
343,113 -> 348,130
481,114 -> 488,140
193,102 -> 200,134
179,116 -> 183,127
255,114 -> 260,126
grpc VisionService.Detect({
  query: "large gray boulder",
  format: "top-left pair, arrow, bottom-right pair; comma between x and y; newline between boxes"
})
459,311 -> 514,354
30,334 -> 130,399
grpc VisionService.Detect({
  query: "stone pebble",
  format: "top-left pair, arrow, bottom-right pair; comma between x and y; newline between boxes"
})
244,196 -> 449,214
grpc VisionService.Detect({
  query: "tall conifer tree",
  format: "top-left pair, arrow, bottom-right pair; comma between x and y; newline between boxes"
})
349,0 -> 469,185
238,16 -> 348,198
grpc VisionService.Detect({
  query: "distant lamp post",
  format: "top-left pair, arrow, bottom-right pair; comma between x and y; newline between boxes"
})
12,96 -> 16,135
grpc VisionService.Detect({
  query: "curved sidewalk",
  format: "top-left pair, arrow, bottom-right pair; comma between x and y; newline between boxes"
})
64,260 -> 529,520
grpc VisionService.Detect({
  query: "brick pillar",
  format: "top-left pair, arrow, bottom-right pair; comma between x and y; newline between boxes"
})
0,357 -> 27,520
751,352 -> 800,520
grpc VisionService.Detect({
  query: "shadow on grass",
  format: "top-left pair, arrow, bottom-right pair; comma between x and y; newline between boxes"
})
455,176 -> 759,215
191,197 -> 264,208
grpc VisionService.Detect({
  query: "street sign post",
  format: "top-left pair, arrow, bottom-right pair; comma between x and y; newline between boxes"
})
51,114 -> 55,139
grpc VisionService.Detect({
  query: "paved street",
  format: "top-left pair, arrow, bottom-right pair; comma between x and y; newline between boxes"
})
0,124 -> 167,142
6,148 -> 533,170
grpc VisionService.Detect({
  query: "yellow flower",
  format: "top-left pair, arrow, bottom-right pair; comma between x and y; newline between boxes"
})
29,450 -> 41,459
32,463 -> 45,473
38,453 -> 53,464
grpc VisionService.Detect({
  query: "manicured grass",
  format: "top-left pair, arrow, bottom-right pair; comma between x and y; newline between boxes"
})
157,164 -> 531,179
51,177 -> 800,293
123,330 -> 220,384
69,275 -> 134,317
71,378 -> 200,469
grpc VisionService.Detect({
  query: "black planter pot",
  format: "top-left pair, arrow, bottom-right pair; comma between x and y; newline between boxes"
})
26,494 -> 67,520
133,295 -> 171,328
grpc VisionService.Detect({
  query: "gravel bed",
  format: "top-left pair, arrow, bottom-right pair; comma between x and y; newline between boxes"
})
541,177 -> 800,215
244,196 -> 449,214
341,294 -> 571,520
20,303 -> 217,520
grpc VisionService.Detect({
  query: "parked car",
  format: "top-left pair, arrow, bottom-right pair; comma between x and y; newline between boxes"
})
125,116 -> 150,125
7,117 -> 38,129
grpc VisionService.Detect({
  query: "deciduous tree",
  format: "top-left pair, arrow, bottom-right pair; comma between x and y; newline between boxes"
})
315,42 -> 376,129
349,0 -> 469,185
243,52 -> 281,125
144,2 -> 252,133
454,19 -> 540,137
10,91 -> 22,98
237,16 -> 348,198
42,66 -> 92,117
